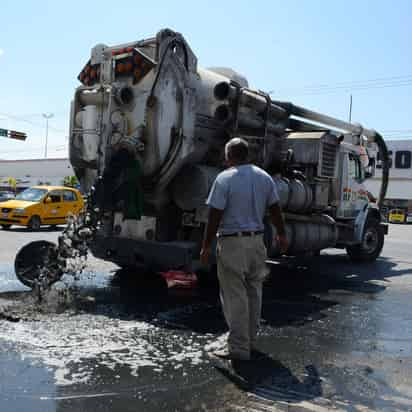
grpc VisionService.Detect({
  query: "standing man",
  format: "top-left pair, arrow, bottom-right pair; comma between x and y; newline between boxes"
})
200,137 -> 288,361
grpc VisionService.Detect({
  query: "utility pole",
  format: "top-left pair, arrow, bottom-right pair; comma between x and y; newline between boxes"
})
348,94 -> 353,123
42,113 -> 54,158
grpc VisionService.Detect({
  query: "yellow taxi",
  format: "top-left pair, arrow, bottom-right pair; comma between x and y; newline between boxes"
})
0,186 -> 84,230
388,208 -> 406,224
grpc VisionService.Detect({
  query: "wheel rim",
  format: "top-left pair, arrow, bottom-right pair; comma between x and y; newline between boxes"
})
30,217 -> 40,230
362,227 -> 379,254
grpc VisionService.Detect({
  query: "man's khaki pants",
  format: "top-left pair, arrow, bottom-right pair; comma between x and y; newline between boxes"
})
216,233 -> 268,359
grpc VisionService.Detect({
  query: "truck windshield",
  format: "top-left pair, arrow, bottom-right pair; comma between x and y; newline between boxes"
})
16,188 -> 48,202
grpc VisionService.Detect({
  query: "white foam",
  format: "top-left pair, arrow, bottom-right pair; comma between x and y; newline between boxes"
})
0,309 -> 222,386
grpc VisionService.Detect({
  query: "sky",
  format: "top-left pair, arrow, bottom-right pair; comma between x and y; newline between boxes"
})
0,0 -> 411,159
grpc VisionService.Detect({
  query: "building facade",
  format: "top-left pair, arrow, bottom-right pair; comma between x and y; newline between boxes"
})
0,158 -> 74,191
365,139 -> 412,213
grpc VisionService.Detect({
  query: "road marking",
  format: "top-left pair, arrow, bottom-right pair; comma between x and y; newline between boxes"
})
40,392 -> 119,400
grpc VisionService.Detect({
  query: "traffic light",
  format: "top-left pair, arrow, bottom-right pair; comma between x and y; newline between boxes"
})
9,130 -> 27,141
0,128 -> 27,140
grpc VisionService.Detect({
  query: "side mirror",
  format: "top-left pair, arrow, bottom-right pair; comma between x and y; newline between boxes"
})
44,196 -> 52,204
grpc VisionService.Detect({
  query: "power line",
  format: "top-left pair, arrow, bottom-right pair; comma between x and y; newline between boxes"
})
276,75 -> 412,91
0,112 -> 66,133
281,81 -> 412,96
273,74 -> 412,96
278,74 -> 412,90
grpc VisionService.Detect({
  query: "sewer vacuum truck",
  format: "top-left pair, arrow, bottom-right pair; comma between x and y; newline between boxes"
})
14,29 -> 390,287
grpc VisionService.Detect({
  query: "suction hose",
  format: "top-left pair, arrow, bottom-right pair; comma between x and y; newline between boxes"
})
373,132 -> 389,212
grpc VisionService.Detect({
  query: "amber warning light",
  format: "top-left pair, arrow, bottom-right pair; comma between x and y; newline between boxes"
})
0,128 -> 27,141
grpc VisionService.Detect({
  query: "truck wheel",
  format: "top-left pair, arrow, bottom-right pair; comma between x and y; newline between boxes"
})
1,224 -> 11,230
27,216 -> 41,231
346,218 -> 384,262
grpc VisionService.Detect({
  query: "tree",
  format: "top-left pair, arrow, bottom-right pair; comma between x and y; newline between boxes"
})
63,175 -> 79,188
6,177 -> 17,193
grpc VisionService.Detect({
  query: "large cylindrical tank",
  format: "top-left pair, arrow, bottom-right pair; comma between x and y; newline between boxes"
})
269,217 -> 337,256
272,176 -> 313,212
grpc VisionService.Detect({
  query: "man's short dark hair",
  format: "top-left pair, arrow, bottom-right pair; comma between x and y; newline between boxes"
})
225,137 -> 249,162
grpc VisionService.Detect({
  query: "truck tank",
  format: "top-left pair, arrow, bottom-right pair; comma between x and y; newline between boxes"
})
67,28 -> 389,271
13,28 -> 392,289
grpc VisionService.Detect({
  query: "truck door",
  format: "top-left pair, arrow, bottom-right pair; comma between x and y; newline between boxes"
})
338,152 -> 369,218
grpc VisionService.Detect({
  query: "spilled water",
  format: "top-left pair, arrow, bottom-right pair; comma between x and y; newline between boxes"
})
1,251 -> 412,411
0,265 -> 223,387
0,311 -> 213,386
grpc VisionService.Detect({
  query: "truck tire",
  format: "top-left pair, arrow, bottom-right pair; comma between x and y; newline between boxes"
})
346,217 -> 384,262
27,215 -> 41,231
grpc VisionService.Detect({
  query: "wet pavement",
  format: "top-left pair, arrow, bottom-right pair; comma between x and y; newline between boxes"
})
0,225 -> 412,411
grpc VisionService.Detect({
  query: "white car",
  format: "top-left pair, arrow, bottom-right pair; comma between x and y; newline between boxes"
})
406,214 -> 412,224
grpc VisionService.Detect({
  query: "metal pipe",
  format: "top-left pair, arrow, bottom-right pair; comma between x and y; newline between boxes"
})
214,105 -> 286,134
79,89 -> 107,106
214,104 -> 232,123
214,82 -> 235,100
214,82 -> 288,120
215,81 -> 377,138
214,82 -> 389,210
286,118 -> 328,133
273,101 -> 376,138
284,212 -> 336,225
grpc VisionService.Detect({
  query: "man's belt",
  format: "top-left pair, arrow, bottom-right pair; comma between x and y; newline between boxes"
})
218,231 -> 264,238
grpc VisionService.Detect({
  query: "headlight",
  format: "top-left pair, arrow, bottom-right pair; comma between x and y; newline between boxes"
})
14,208 -> 25,214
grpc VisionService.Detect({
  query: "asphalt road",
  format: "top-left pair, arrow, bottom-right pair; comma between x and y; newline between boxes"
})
0,225 -> 411,411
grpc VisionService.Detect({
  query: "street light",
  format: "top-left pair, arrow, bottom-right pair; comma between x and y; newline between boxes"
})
42,113 -> 54,158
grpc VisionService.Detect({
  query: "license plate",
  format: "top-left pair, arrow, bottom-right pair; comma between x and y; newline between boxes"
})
2,213 -> 7,218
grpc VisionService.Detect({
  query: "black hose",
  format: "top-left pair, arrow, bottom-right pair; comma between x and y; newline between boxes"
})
148,37 -> 189,105
373,132 -> 389,211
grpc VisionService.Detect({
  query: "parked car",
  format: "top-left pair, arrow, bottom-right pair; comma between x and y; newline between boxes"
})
0,191 -> 15,202
0,185 -> 84,230
406,214 -> 412,224
388,208 -> 407,224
